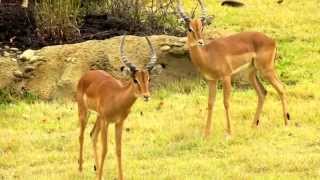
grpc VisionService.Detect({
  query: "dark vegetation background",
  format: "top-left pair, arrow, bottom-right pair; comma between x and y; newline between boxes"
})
0,0 -> 183,49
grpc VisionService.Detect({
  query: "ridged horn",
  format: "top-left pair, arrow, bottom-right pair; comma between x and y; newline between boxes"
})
197,0 -> 208,24
119,35 -> 137,71
177,0 -> 191,23
145,36 -> 157,70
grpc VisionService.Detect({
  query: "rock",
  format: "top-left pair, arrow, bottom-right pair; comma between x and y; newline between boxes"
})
24,65 -> 35,73
13,70 -> 23,78
221,0 -> 245,7
18,49 -> 36,61
0,57 -> 19,89
30,56 -> 44,63
1,33 -> 249,100
4,45 -> 9,49
11,58 -> 17,62
160,45 -> 171,51
179,37 -> 187,43
171,42 -> 184,47
3,51 -> 10,57
168,45 -> 188,57
10,47 -> 19,51
13,35 -> 199,99
65,57 -> 76,63
277,0 -> 284,4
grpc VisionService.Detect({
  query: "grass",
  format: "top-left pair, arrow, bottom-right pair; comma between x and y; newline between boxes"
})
1,0 -> 320,179
0,84 -> 320,179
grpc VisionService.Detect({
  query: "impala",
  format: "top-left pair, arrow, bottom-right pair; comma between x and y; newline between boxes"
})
76,35 -> 164,180
177,0 -> 290,137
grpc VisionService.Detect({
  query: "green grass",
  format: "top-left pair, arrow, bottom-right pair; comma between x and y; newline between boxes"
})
1,84 -> 320,179
1,0 -> 320,179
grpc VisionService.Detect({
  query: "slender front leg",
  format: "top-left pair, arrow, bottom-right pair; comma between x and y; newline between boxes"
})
96,119 -> 109,180
204,80 -> 217,138
115,121 -> 124,180
222,76 -> 232,136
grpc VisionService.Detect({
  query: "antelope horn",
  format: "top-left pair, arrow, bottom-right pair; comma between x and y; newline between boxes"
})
177,0 -> 191,23
145,36 -> 157,70
120,35 -> 136,71
197,0 -> 208,23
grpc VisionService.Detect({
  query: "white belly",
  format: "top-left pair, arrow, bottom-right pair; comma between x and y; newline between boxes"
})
227,52 -> 255,74
232,62 -> 252,75
203,72 -> 215,80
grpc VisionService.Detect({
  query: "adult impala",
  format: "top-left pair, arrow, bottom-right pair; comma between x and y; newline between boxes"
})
76,35 -> 164,180
177,0 -> 290,137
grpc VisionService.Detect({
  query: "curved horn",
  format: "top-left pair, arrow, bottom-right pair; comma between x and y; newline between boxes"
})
120,35 -> 136,71
177,0 -> 190,23
197,0 -> 208,24
145,36 -> 157,70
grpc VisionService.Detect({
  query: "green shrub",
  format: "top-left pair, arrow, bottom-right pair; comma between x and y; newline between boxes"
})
34,0 -> 183,42
34,0 -> 83,42
0,88 -> 38,105
83,0 -> 183,34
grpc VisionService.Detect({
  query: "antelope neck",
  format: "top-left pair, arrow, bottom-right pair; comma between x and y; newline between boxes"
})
118,80 -> 137,109
189,43 -> 208,67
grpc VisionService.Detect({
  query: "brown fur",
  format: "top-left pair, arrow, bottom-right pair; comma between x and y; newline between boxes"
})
77,69 -> 150,180
186,19 -> 289,137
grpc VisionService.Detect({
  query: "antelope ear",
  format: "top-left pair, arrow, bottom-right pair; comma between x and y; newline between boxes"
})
120,66 -> 132,77
149,63 -> 166,75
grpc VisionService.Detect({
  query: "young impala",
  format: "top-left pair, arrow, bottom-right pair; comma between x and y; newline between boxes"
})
177,0 -> 290,137
76,35 -> 164,180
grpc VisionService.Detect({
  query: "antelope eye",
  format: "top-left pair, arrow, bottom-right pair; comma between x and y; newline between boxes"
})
188,28 -> 193,32
148,78 -> 151,82
133,79 -> 139,84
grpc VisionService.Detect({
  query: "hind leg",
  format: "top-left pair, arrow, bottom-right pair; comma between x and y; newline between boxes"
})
96,118 -> 109,180
248,68 -> 267,127
255,45 -> 289,126
263,69 -> 290,125
91,116 -> 101,172
78,102 -> 89,171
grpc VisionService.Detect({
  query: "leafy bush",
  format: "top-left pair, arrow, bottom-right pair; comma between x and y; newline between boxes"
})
0,88 -> 38,105
34,0 -> 83,43
33,0 -> 183,42
101,0 -> 181,33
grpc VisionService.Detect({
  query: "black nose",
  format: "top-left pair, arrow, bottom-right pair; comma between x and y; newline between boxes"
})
198,40 -> 204,46
143,96 -> 150,102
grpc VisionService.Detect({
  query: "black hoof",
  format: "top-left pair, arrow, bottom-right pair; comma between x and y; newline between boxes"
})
286,113 -> 290,120
256,119 -> 260,126
94,165 -> 96,171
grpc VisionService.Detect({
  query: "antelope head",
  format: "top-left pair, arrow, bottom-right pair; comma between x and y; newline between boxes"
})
119,35 -> 165,101
177,0 -> 209,47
